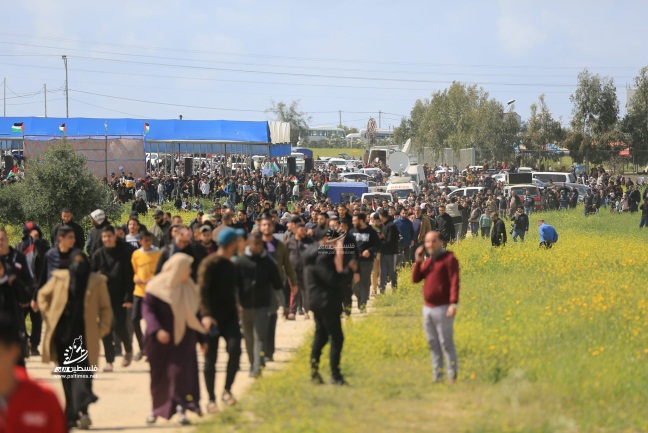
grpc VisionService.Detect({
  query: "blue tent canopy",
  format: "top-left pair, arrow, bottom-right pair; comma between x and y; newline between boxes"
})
0,117 -> 271,142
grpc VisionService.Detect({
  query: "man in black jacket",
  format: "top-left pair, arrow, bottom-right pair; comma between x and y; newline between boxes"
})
490,212 -> 507,247
234,233 -> 283,378
512,206 -> 529,242
90,226 -> 134,371
86,209 -> 109,256
0,227 -> 33,364
198,227 -> 244,410
17,222 -> 49,356
154,226 -> 205,281
50,208 -> 85,251
435,205 -> 456,247
350,212 -> 380,312
304,230 -> 357,385
378,209 -> 399,294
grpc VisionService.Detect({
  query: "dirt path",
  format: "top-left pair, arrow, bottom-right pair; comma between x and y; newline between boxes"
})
25,313 -> 314,432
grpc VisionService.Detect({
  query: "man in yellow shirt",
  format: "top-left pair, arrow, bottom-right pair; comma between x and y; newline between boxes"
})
130,231 -> 161,361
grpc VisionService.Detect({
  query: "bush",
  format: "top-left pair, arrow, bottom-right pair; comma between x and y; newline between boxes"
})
0,142 -> 119,232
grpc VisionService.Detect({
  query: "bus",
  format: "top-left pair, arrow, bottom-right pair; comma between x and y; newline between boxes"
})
359,128 -> 394,142
304,127 -> 346,142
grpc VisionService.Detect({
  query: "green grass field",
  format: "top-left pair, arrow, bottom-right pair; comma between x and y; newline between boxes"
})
198,208 -> 648,433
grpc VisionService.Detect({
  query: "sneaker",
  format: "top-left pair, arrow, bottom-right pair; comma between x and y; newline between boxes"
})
103,363 -> 113,373
133,351 -> 144,361
30,347 -> 41,357
146,414 -> 157,425
298,309 -> 305,316
286,313 -> 296,321
77,414 -> 92,430
121,352 -> 133,368
179,415 -> 191,426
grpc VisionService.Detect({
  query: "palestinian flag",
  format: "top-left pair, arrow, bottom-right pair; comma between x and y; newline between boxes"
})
291,176 -> 298,184
271,161 -> 280,174
11,123 -> 23,133
144,122 -> 150,134
59,123 -> 66,134
321,182 -> 329,194
307,178 -> 313,188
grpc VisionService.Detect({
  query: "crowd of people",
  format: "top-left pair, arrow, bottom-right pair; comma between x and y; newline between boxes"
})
3,154 -> 646,431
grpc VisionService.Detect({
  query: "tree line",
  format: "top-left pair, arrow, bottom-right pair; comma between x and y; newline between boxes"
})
393,67 -> 648,168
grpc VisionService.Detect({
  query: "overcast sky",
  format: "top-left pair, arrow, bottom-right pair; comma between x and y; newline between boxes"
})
2,0 -> 647,130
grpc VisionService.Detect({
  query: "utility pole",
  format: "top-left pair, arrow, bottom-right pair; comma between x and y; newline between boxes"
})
339,110 -> 342,128
378,111 -> 382,128
44,83 -> 47,117
3,78 -> 5,117
62,55 -> 68,118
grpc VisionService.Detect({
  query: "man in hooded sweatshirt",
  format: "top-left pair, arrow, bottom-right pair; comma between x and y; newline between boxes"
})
234,232 -> 283,378
91,226 -> 135,371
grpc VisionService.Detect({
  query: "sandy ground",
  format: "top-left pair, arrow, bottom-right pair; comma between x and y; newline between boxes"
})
25,312 -> 314,432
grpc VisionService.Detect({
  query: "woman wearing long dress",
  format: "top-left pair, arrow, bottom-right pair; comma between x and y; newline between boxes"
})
143,253 -> 205,425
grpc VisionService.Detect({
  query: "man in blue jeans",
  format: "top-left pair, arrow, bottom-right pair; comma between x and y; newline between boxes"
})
378,210 -> 399,293
412,231 -> 460,384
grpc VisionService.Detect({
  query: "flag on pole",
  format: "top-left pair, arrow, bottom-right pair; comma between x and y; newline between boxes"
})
307,178 -> 313,188
144,122 -> 150,134
271,161 -> 280,174
321,182 -> 329,194
11,123 -> 24,133
59,123 -> 66,134
291,176 -> 298,184
104,121 -> 108,133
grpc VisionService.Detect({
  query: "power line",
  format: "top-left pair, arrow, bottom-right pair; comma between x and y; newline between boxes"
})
0,31 -> 642,70
68,97 -> 145,118
0,61 -> 579,94
0,42 -> 638,80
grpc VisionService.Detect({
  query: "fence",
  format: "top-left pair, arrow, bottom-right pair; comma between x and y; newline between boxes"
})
24,136 -> 146,179
419,147 -> 476,168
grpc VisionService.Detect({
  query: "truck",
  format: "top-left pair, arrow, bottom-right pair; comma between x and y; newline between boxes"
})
324,182 -> 369,204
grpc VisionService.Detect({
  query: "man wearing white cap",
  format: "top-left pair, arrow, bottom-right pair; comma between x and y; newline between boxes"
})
87,209 -> 109,256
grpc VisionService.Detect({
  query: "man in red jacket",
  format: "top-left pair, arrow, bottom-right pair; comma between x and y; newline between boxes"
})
0,314 -> 66,433
412,231 -> 460,384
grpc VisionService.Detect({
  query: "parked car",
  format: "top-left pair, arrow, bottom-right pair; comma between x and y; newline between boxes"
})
503,184 -> 542,210
447,187 -> 485,199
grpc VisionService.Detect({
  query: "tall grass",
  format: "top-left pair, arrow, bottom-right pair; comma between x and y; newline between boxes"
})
198,208 -> 648,433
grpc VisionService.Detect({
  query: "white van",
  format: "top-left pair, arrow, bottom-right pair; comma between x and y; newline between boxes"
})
386,182 -> 419,203
532,171 -> 576,184
406,164 -> 425,185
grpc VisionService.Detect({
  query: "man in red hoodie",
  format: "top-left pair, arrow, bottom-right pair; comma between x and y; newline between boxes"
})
412,231 -> 460,384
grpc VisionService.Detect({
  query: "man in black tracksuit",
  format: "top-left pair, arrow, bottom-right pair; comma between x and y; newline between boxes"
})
378,210 -> 400,293
350,212 -> 380,311
50,208 -> 85,251
304,230 -> 356,385
435,204 -> 456,247
90,226 -> 134,370
198,227 -> 244,409
490,212 -> 507,247
235,233 -> 283,378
